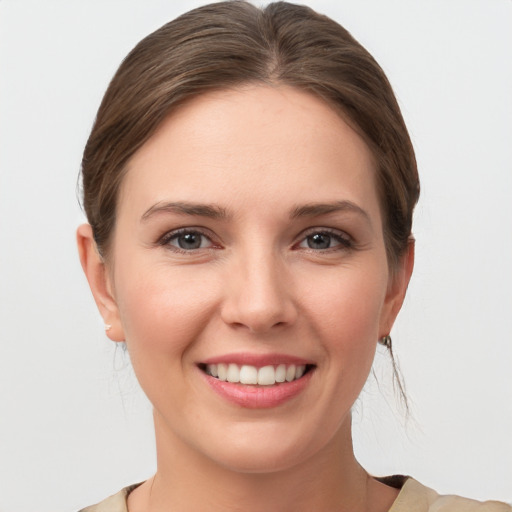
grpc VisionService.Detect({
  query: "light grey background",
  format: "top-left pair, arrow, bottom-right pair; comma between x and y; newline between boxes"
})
0,1 -> 511,511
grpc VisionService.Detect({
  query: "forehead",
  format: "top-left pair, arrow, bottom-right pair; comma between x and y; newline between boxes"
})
119,85 -> 380,221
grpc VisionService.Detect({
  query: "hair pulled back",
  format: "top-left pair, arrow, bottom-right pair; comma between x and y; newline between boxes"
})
80,0 -> 419,267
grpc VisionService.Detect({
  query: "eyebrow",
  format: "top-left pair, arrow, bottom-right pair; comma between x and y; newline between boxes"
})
141,199 -> 371,226
141,201 -> 229,222
290,200 -> 372,225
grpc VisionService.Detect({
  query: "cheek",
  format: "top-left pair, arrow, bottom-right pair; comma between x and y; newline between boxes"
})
113,263 -> 221,367
299,261 -> 388,374
303,261 -> 386,331
113,264 -> 226,416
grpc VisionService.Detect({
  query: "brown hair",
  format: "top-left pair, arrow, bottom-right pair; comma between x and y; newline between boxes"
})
80,0 -> 419,269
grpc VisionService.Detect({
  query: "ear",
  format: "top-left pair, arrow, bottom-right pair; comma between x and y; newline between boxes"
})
379,239 -> 415,338
76,224 -> 125,342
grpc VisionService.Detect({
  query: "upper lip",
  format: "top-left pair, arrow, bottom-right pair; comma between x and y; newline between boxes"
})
200,352 -> 314,368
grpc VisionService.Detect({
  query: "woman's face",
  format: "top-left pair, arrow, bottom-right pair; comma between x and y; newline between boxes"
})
89,85 -> 410,472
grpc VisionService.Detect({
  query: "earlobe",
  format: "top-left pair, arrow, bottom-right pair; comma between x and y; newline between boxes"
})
379,239 -> 415,337
76,224 -> 125,342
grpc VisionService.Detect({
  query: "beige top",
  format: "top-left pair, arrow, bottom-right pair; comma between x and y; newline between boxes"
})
79,477 -> 512,512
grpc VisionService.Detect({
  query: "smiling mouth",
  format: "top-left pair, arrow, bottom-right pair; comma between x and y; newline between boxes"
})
199,363 -> 315,386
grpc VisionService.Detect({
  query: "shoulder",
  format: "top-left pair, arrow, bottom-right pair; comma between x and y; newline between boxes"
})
76,479 -> 511,512
390,478 -> 512,512
78,483 -> 142,512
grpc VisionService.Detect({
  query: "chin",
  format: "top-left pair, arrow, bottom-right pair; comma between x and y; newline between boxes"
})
196,420 -> 331,475
213,443 -> 309,475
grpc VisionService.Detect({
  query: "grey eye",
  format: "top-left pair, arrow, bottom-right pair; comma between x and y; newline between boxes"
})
297,230 -> 352,251
177,233 -> 202,249
307,233 -> 332,249
167,231 -> 212,250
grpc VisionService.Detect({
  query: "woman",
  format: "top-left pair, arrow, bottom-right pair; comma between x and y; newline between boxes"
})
75,1 -> 511,511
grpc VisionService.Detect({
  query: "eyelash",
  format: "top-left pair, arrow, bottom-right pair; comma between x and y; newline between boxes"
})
157,227 -> 354,253
158,228 -> 218,254
294,228 -> 354,252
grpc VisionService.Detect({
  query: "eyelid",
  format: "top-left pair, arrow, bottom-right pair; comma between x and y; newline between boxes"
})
157,227 -> 221,251
293,227 -> 354,250
155,225 -> 354,253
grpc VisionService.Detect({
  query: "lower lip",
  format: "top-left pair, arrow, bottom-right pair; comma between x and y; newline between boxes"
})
201,369 -> 314,409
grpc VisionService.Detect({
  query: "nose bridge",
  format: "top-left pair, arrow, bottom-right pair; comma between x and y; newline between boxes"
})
221,242 -> 296,333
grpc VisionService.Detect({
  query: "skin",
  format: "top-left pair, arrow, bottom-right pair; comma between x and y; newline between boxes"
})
78,85 -> 414,512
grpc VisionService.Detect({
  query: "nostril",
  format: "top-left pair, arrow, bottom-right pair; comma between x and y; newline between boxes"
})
220,281 -> 298,333
247,320 -> 286,334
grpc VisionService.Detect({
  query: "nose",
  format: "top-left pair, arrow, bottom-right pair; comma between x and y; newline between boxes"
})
220,251 -> 298,334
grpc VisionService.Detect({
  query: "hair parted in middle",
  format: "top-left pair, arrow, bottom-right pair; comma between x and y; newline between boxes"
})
81,0 -> 419,270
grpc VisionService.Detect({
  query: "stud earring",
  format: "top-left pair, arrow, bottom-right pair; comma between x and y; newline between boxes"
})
379,335 -> 392,349
104,324 -> 112,331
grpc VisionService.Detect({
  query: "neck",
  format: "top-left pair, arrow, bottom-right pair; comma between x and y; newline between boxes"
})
128,411 -> 397,512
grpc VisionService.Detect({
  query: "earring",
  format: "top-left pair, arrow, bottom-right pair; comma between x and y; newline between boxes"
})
379,335 -> 392,349
104,324 -> 112,331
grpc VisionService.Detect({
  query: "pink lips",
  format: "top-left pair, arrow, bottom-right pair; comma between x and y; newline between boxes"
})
198,353 -> 315,409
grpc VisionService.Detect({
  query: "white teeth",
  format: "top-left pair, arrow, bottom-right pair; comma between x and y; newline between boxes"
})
205,363 -> 309,385
257,365 -> 276,386
239,365 -> 258,385
275,364 -> 286,383
295,365 -> 305,379
285,364 -> 296,382
227,363 -> 240,383
217,363 -> 228,381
